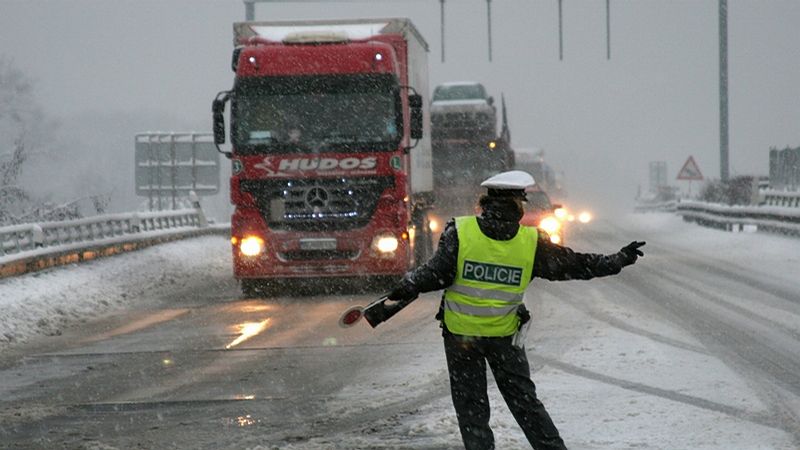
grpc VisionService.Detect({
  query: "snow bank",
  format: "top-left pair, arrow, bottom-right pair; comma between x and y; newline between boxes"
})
0,235 -> 230,347
624,212 -> 800,284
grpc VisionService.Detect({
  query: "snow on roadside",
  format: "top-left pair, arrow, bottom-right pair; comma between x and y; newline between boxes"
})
624,212 -> 800,285
0,235 -> 231,347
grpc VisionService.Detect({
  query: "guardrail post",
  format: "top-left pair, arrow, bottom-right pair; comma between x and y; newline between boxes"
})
750,178 -> 760,205
131,213 -> 141,233
32,224 -> 44,248
189,190 -> 208,228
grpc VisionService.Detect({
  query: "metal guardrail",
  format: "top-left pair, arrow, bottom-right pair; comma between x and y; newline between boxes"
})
0,197 -> 226,279
761,189 -> 800,208
676,199 -> 800,236
1,209 -> 202,257
634,200 -> 677,213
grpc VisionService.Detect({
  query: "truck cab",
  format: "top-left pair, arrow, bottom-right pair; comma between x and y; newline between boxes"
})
429,81 -> 509,217
213,19 -> 434,295
430,81 -> 497,141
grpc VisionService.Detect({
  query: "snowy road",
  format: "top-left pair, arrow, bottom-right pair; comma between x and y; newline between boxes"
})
0,214 -> 799,449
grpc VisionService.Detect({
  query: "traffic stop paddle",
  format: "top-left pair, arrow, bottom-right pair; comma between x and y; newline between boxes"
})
338,295 -> 418,328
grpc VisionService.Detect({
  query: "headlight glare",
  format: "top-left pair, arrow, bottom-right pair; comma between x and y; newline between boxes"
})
373,234 -> 399,253
539,216 -> 561,235
429,217 -> 441,233
240,236 -> 265,256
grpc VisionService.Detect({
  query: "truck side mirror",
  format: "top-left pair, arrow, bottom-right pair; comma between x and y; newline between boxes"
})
212,97 -> 227,145
487,96 -> 495,106
231,47 -> 243,72
409,94 -> 423,140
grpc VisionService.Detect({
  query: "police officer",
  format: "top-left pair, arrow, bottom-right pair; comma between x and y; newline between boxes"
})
387,170 -> 645,450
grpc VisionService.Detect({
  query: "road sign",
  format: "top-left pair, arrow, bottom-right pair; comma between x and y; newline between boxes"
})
677,156 -> 704,181
135,132 -> 221,210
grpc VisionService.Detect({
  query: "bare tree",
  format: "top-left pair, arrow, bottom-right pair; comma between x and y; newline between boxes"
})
0,58 -> 34,223
1,58 -> 119,226
0,57 -> 59,224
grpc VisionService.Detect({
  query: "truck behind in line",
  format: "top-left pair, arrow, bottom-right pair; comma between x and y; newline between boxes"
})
429,81 -> 514,217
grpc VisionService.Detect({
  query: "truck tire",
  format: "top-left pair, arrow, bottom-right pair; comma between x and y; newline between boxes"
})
241,279 -> 283,298
412,213 -> 433,267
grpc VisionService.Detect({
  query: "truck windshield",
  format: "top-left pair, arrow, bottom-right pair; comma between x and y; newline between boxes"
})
432,84 -> 487,101
232,74 -> 401,154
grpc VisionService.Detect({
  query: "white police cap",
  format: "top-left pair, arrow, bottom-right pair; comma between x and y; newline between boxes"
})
481,170 -> 535,190
480,170 -> 536,200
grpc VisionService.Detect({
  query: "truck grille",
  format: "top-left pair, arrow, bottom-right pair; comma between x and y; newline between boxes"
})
241,176 -> 393,232
432,112 -> 492,127
432,113 -> 495,140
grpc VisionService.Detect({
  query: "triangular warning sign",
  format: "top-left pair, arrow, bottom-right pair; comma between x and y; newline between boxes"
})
677,156 -> 703,181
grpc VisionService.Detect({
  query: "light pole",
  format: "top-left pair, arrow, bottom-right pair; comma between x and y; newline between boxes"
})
558,0 -> 564,60
486,0 -> 493,62
719,0 -> 730,182
440,0 -> 446,62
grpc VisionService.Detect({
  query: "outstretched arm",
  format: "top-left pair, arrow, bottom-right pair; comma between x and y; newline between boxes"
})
388,219 -> 458,300
533,238 -> 645,281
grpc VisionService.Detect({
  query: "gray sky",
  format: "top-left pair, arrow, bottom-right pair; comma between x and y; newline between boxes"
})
2,0 -> 799,214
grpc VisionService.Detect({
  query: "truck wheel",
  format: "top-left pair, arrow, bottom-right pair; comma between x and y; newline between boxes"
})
424,221 -> 434,257
413,216 -> 433,267
241,279 -> 261,297
241,279 -> 283,298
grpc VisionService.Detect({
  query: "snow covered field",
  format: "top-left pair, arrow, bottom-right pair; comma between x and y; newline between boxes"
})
1,213 -> 799,449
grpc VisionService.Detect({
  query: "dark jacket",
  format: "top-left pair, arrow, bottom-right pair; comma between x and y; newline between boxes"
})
399,203 -> 636,297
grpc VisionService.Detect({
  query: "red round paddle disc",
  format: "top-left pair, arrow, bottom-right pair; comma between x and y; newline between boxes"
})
338,306 -> 364,328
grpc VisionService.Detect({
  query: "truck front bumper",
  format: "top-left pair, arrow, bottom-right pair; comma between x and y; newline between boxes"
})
232,227 -> 411,280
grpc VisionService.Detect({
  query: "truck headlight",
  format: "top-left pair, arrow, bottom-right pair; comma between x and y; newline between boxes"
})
428,216 -> 441,233
239,236 -> 265,256
578,211 -> 593,223
372,234 -> 399,253
538,216 -> 561,235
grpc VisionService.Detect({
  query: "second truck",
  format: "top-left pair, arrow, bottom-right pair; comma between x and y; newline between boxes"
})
213,19 -> 434,296
430,81 -> 514,217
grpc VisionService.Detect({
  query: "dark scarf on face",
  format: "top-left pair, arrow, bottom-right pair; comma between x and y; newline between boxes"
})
477,196 -> 523,240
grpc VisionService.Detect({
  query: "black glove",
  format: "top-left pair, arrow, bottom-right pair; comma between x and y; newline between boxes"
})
619,241 -> 646,266
387,281 -> 419,302
517,304 -> 531,327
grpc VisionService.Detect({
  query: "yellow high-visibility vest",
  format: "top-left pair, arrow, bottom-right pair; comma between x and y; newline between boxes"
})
443,216 -> 537,337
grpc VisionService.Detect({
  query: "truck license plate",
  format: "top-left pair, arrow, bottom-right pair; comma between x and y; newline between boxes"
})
299,238 -> 337,251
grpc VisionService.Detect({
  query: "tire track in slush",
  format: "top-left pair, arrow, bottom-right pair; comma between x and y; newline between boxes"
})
569,223 -> 800,443
628,263 -> 800,444
530,282 -> 790,435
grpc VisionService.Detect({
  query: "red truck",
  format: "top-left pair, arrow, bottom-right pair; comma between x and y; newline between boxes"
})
212,19 -> 434,296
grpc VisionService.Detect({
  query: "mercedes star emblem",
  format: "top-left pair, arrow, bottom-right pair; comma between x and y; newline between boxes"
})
305,186 -> 329,208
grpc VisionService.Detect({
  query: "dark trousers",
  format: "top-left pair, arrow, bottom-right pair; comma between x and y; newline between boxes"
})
443,333 -> 566,450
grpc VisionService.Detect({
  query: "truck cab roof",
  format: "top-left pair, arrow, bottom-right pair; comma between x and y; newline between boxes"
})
432,82 -> 489,102
234,18 -> 428,50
